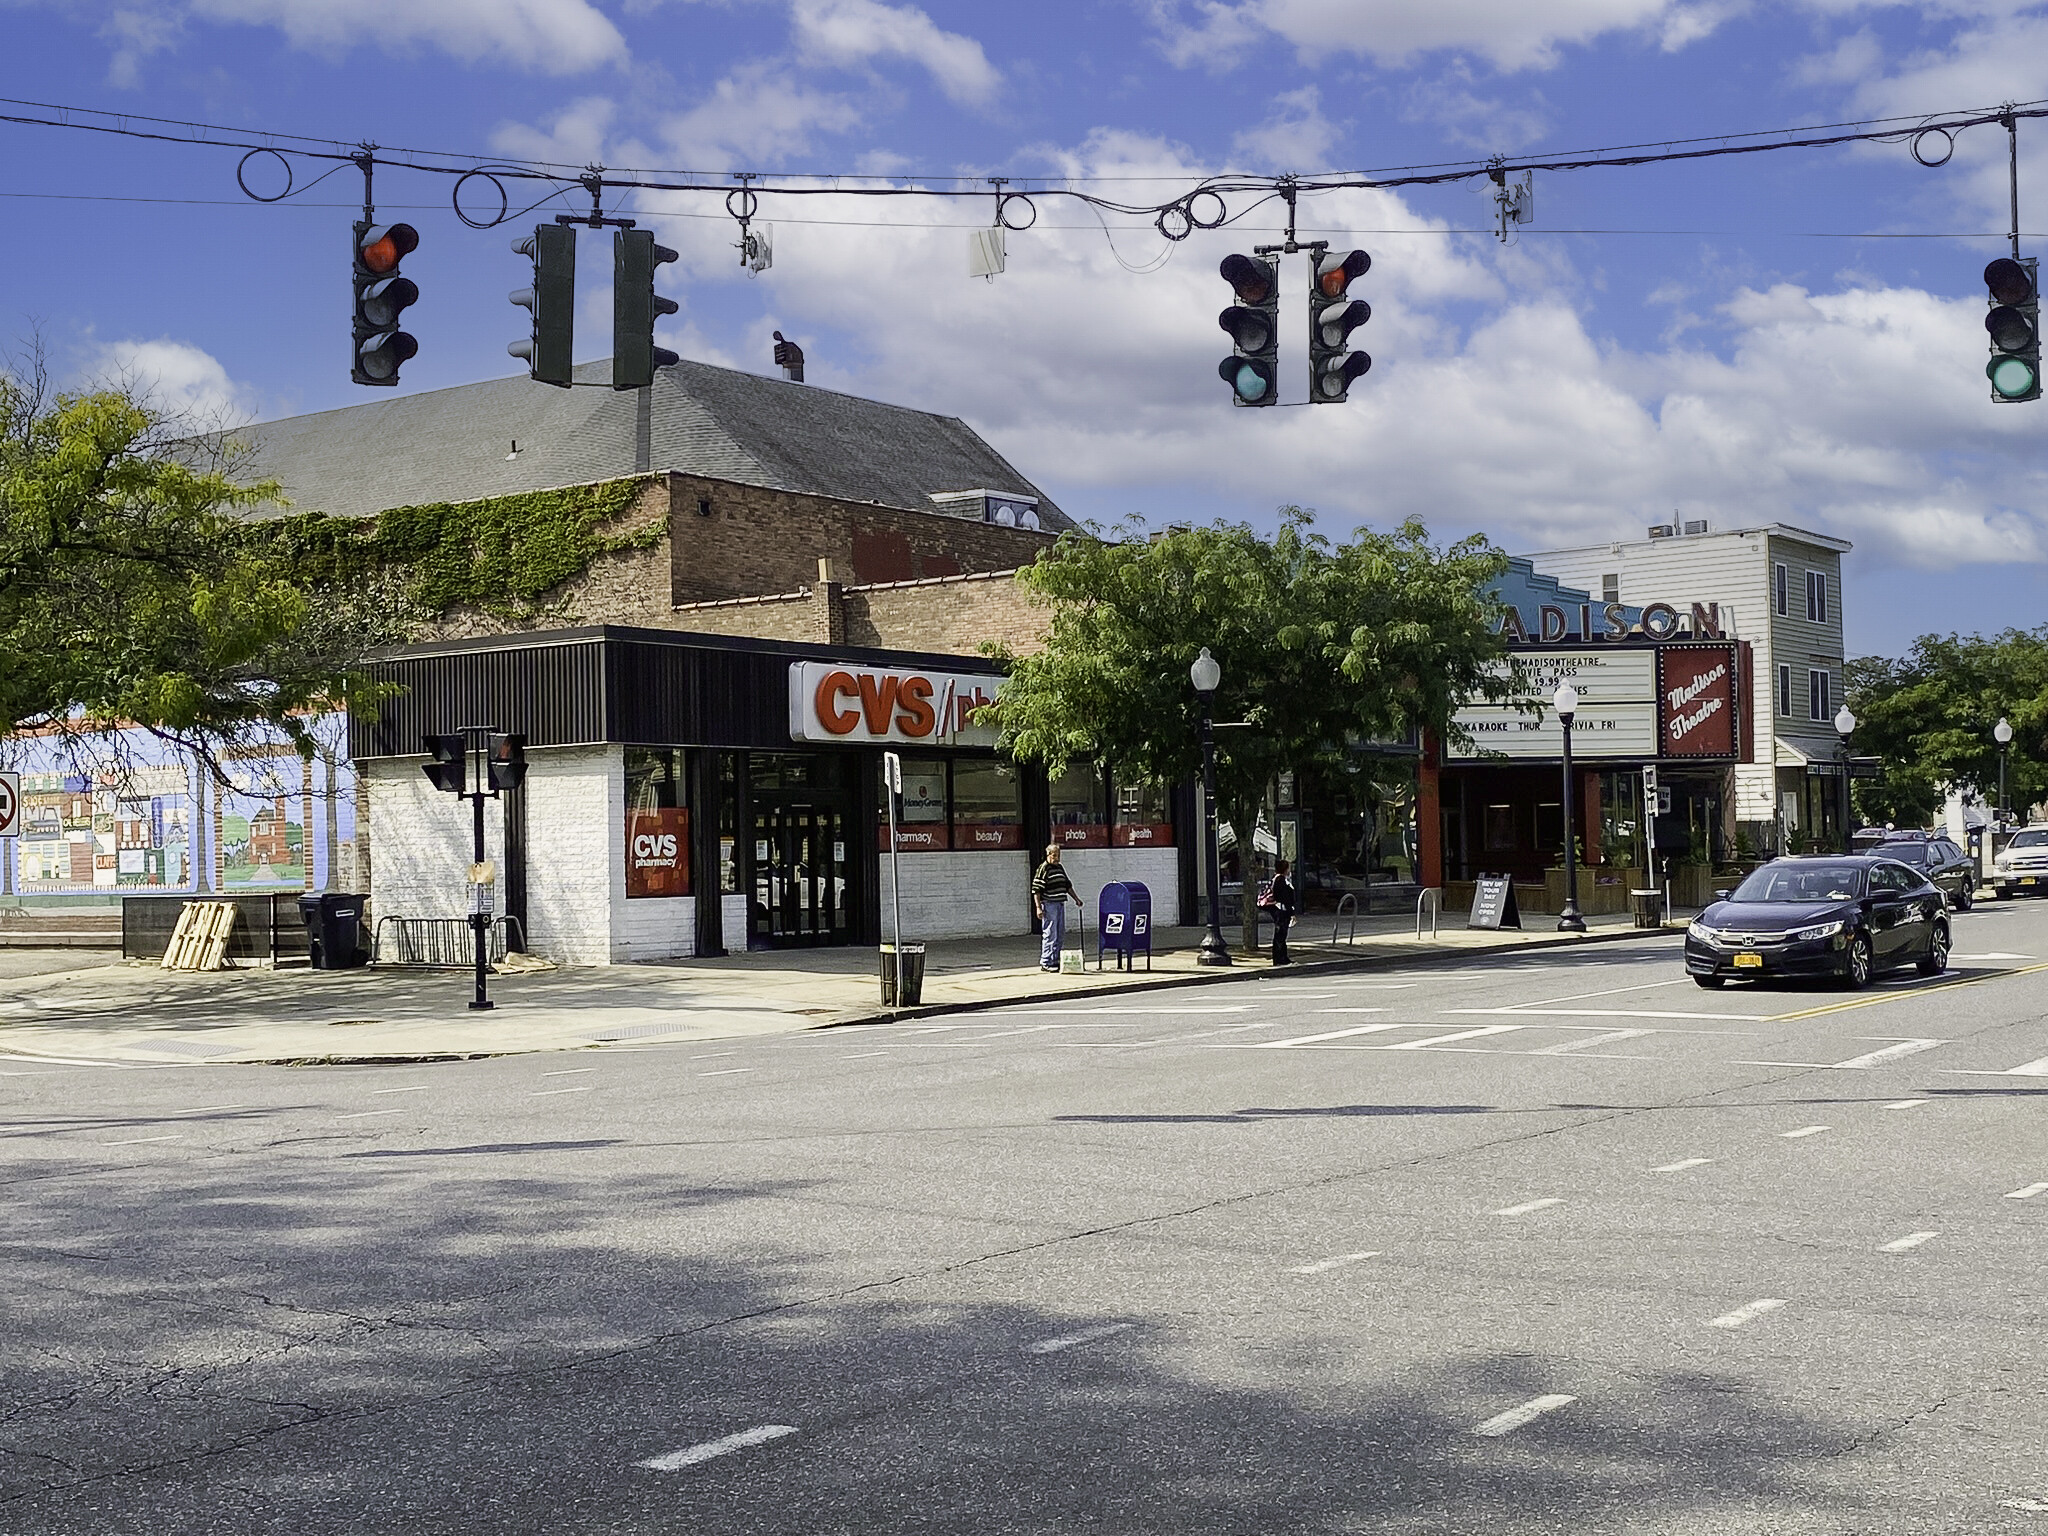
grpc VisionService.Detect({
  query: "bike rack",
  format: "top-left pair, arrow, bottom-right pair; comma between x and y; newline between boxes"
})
373,914 -> 525,967
1415,887 -> 1442,939
1331,892 -> 1359,945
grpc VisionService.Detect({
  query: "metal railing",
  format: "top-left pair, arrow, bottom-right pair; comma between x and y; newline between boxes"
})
1330,892 -> 1359,946
373,915 -> 525,968
1415,887 -> 1442,939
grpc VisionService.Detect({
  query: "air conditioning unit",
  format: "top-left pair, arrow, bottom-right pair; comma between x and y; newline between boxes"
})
1682,519 -> 1709,535
1647,524 -> 1676,538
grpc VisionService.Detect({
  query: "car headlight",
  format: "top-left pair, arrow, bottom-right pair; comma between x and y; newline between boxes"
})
1686,920 -> 1714,943
1995,855 -> 2013,871
1786,918 -> 1847,942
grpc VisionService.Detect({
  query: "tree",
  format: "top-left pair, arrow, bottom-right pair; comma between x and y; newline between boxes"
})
1846,627 -> 2048,826
0,361 -> 389,766
985,510 -> 1509,951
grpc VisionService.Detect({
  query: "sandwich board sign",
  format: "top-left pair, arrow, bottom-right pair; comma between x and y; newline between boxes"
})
1467,875 -> 1521,930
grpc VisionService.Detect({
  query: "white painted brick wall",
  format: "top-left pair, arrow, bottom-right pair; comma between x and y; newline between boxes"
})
366,758 -> 505,933
721,893 -> 749,954
522,745 -> 624,966
1061,848 -> 1180,928
617,894 -> 696,962
879,851 -> 1032,939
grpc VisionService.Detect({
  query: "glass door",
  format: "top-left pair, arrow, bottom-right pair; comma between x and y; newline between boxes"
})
749,798 -> 852,948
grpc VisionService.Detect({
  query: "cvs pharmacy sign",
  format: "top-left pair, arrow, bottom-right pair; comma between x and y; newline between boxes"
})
790,661 -> 1001,747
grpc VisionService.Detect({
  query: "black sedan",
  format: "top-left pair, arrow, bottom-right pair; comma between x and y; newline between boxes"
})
1851,829 -> 1979,910
1684,855 -> 1950,989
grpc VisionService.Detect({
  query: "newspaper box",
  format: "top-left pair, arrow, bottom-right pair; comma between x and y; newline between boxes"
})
1096,881 -> 1153,971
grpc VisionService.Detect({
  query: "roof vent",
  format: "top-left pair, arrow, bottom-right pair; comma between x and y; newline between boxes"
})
1647,524 -> 1676,539
1682,519 -> 1709,535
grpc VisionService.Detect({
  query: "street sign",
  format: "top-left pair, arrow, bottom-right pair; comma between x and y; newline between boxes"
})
0,771 -> 17,837
1641,764 -> 1658,799
1848,755 -> 1883,780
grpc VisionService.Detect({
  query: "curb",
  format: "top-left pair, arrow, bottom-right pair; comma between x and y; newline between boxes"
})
818,922 -> 1684,1030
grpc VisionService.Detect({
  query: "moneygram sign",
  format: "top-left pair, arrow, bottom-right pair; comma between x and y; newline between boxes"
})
790,662 -> 1001,748
1658,643 -> 1739,758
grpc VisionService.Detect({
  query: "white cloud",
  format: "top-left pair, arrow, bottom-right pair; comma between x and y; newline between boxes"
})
658,59 -> 863,167
187,0 -> 626,72
1230,86 -> 1346,169
790,0 -> 999,105
99,6 -> 182,86
1151,0 -> 1733,73
490,95 -> 621,166
84,338 -> 258,427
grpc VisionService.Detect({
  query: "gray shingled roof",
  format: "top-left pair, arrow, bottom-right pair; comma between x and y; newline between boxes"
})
226,358 -> 1072,528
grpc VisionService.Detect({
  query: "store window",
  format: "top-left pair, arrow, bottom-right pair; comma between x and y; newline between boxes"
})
624,747 -> 690,898
952,759 -> 1024,849
1484,803 -> 1516,852
886,755 -> 949,851
717,753 -> 740,894
1114,775 -> 1176,847
1049,762 -> 1109,848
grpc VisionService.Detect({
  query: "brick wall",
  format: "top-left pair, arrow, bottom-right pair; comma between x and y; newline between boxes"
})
671,568 -> 1052,656
522,745 -> 626,965
880,850 -> 1034,939
364,758 -> 506,930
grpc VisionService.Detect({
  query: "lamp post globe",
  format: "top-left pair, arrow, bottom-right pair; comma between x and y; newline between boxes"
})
1191,648 -> 1232,967
1553,680 -> 1586,933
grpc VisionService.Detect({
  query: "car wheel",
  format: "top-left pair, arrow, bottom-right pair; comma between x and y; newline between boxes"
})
1692,974 -> 1726,989
1842,932 -> 1873,989
1917,922 -> 1951,976
1956,884 -> 1975,912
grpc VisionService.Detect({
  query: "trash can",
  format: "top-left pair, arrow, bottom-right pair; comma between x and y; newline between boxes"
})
1629,889 -> 1663,930
879,942 -> 926,1007
299,892 -> 369,970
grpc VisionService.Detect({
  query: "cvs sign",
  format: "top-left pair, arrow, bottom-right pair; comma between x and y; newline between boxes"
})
790,661 -> 1001,747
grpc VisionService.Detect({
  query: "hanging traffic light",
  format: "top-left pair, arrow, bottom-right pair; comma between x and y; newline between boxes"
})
614,227 -> 681,391
351,221 -> 419,386
422,734 -> 467,794
510,224 -> 577,389
1309,248 -> 1372,403
487,733 -> 528,790
1985,255 -> 2041,403
1217,253 -> 1280,407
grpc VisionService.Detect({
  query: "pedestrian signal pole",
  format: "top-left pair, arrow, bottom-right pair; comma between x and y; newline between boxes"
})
883,749 -> 904,1004
421,729 -> 528,1010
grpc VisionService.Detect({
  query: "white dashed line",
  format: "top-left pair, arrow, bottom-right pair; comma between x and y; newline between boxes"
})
1880,1231 -> 1939,1253
337,1109 -> 404,1120
1027,1322 -> 1135,1355
543,1068 -> 596,1077
1247,1021 -> 1397,1047
699,1068 -> 753,1077
1288,1250 -> 1380,1275
2005,1182 -> 2048,1200
1471,1394 -> 1577,1437
1882,1099 -> 1929,1111
1652,1158 -> 1714,1173
172,1103 -> 250,1114
1532,1029 -> 1652,1055
1387,1025 -> 1524,1050
1707,1298 -> 1786,1329
1493,1198 -> 1563,1217
1779,1125 -> 1830,1139
371,1085 -> 430,1095
530,1087 -> 593,1096
1737,1038 -> 1946,1070
105,1135 -> 182,1146
638,1424 -> 798,1472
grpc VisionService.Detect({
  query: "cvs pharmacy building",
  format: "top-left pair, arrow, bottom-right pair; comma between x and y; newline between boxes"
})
353,626 -> 1186,965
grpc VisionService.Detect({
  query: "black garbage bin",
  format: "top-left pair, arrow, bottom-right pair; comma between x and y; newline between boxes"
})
879,942 -> 926,1007
299,892 -> 368,970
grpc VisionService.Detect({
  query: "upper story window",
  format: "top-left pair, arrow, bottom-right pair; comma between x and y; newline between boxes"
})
1773,562 -> 1789,618
1805,569 -> 1828,624
1808,668 -> 1832,722
1777,664 -> 1793,717
1601,573 -> 1619,603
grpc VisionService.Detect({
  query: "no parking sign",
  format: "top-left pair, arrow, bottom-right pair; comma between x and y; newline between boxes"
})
0,772 -> 17,837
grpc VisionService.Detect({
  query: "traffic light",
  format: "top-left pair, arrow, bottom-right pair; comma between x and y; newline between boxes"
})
422,734 -> 467,794
351,221 -> 419,386
614,227 -> 681,391
1984,255 -> 2040,402
487,733 -> 528,790
1309,248 -> 1372,402
1217,253 -> 1280,406
510,224 -> 577,388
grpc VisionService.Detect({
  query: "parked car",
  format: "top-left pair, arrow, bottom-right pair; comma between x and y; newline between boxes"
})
1684,855 -> 1949,989
1848,829 -> 1979,911
1991,826 -> 2048,899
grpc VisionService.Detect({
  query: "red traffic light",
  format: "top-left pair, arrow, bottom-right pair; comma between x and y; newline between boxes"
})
1316,248 -> 1371,299
359,223 -> 419,275
1220,253 -> 1273,306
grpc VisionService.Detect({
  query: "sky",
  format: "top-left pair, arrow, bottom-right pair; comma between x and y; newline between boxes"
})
6,0 -> 2048,659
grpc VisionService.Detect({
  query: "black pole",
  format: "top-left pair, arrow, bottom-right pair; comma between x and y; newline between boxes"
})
1196,691 -> 1232,966
2001,746 -> 2009,824
1557,716 -> 1586,933
469,782 -> 494,1011
1839,739 -> 1852,852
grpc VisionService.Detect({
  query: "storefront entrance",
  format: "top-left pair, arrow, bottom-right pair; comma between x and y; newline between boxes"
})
746,753 -> 858,949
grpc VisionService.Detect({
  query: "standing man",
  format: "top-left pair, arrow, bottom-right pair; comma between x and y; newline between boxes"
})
1032,843 -> 1076,972
1267,857 -> 1297,966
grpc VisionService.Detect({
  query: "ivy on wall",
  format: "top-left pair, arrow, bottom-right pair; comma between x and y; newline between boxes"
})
257,475 -> 663,624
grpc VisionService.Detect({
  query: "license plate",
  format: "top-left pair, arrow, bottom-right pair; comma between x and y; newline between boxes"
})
1733,952 -> 1763,969
2024,877 -> 2039,886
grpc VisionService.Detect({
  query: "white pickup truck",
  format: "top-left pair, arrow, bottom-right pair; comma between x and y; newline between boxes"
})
1991,826 -> 2048,899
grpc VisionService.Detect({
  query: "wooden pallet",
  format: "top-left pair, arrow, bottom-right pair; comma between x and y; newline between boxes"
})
161,901 -> 237,971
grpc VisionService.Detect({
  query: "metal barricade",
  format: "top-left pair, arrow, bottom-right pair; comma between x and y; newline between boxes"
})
373,915 -> 525,968
1330,892 -> 1359,946
1415,887 -> 1442,939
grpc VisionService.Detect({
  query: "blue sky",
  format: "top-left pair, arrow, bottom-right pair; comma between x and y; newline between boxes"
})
7,0 -> 2048,657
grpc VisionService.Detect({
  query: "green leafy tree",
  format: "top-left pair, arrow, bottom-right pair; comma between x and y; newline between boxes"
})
0,364 -> 388,765
986,509 -> 1508,951
1845,627 -> 2048,825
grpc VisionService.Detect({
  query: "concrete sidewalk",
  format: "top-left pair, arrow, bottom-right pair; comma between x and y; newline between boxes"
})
0,909 -> 1675,1067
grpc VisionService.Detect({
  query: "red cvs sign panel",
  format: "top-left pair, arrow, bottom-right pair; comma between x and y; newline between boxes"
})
789,662 -> 1001,747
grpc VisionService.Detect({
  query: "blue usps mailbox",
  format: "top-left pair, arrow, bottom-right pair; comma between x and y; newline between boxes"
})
1096,881 -> 1153,971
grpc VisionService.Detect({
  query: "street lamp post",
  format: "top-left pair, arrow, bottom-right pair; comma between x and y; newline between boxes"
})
1554,682 -> 1586,934
1834,705 -> 1857,852
1995,717 -> 2014,826
1191,648 -> 1232,967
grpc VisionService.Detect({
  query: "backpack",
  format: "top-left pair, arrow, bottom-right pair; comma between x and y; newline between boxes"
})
1255,878 -> 1278,910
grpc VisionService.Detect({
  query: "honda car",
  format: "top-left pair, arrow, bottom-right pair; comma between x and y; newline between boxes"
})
1684,855 -> 1949,989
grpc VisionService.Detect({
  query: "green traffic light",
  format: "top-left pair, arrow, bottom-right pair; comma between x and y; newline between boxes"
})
1233,362 -> 1269,401
1988,354 -> 2040,399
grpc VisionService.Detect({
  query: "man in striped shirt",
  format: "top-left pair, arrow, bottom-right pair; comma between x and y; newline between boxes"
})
1032,843 -> 1076,971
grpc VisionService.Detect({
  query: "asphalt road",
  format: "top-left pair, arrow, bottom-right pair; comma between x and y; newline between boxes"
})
4,899 -> 2048,1534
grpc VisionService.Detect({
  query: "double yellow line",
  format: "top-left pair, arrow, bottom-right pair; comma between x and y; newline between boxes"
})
1769,960 -> 2048,1021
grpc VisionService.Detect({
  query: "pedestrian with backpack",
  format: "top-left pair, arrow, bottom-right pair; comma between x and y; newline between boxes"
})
1032,843 -> 1076,971
1260,857 -> 1298,966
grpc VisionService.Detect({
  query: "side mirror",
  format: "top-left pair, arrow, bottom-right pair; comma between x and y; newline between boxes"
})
1713,888 -> 1733,901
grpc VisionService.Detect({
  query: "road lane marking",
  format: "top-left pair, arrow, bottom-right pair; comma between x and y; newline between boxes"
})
1956,952 -> 2033,960
699,1069 -> 753,1077
2005,1182 -> 2048,1200
1508,978 -> 1692,1007
638,1424 -> 798,1472
1950,1053 -> 2048,1077
689,1052 -> 736,1060
1880,1231 -> 1939,1252
1288,1250 -> 1380,1275
1387,1025 -> 1524,1050
1312,1008 -> 1400,1015
1471,1394 -> 1577,1437
1248,1021 -> 1400,1047
372,1085 -> 431,1095
1772,961 -> 2048,1021
1735,1038 -> 1947,1070
1493,1198 -> 1563,1217
530,1087 -> 593,1096
1027,1322 -> 1135,1355
543,1068 -> 596,1077
1780,1125 -> 1830,1138
172,1103 -> 251,1114
1707,1298 -> 1785,1329
1652,1158 -> 1714,1173
105,1135 -> 182,1146
1531,1029 -> 1652,1055
338,1109 -> 403,1119
1447,1008 -> 1771,1022
1883,1099 -> 1929,1111
844,1051 -> 890,1059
